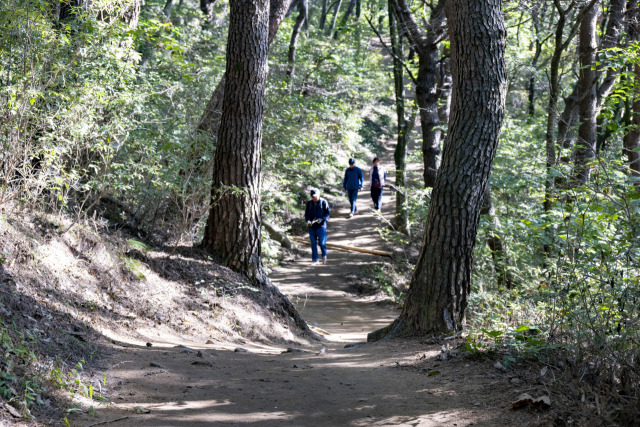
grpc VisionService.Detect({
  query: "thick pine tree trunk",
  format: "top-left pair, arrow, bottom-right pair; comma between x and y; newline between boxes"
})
197,0 -> 290,137
201,0 -> 269,280
369,0 -> 507,340
573,2 -> 599,185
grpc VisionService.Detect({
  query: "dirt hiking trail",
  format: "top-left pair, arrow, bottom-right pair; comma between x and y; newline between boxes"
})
71,153 -> 544,426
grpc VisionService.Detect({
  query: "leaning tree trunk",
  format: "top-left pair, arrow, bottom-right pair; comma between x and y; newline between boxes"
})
573,2 -> 599,185
328,0 -> 343,35
369,0 -> 507,340
287,0 -> 307,76
389,1 -> 409,234
201,0 -> 270,280
394,0 -> 447,188
333,0 -> 357,38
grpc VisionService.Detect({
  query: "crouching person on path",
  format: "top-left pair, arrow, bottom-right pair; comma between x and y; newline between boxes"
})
305,188 -> 331,265
369,157 -> 387,211
342,157 -> 363,218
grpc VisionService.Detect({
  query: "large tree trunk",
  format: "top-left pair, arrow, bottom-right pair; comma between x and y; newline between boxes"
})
197,0 -> 290,137
369,0 -> 507,340
201,0 -> 270,280
625,0 -> 640,185
394,0 -> 447,188
389,1 -> 409,234
573,2 -> 599,185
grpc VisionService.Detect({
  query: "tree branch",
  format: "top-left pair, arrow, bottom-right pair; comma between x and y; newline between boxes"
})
365,14 -> 418,84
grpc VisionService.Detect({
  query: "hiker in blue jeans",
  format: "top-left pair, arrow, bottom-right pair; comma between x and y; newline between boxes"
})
342,157 -> 363,218
304,188 -> 331,265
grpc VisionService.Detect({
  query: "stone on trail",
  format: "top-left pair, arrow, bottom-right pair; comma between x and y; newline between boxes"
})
234,347 -> 251,353
149,362 -> 166,369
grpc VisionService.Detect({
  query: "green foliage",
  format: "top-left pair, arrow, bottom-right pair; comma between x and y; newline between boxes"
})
0,319 -> 102,418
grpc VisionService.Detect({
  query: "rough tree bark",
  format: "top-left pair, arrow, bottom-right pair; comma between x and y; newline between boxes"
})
369,0 -> 507,340
201,0 -> 269,280
197,0 -> 290,138
573,2 -> 599,185
393,0 -> 447,188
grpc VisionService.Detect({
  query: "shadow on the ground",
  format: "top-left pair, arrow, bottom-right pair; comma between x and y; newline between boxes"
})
75,341 -> 527,427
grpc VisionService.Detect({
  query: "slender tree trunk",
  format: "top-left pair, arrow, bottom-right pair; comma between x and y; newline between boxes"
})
625,0 -> 640,185
328,0 -> 343,35
481,186 -> 514,289
163,0 -> 175,18
334,0 -> 357,38
288,0 -> 307,76
369,0 -> 507,340
389,1 -> 409,234
596,0 -> 627,106
394,0 -> 447,188
542,0 -> 597,259
200,0 -> 217,24
319,0 -> 328,30
437,46 -> 452,135
573,2 -> 599,185
528,5 -> 543,118
201,0 -> 270,280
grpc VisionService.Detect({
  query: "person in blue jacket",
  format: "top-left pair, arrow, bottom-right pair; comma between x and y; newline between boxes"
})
304,188 -> 331,265
342,157 -> 363,218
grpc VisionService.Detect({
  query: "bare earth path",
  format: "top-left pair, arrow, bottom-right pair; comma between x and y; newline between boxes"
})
72,151 -> 542,426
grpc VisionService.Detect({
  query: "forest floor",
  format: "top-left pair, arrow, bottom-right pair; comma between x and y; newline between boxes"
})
64,205 -> 550,427
58,141 -> 556,427
0,107 -> 557,427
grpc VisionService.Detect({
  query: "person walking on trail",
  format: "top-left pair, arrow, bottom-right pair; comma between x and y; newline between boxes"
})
305,188 -> 331,265
342,157 -> 363,218
369,157 -> 387,212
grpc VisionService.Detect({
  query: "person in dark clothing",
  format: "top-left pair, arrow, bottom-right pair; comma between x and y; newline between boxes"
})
342,157 -> 363,218
369,157 -> 387,211
304,188 -> 331,265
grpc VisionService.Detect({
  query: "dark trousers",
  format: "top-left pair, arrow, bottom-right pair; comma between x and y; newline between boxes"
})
347,189 -> 359,213
308,226 -> 327,261
371,187 -> 383,210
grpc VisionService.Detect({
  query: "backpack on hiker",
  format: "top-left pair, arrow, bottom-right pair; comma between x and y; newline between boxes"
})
371,167 -> 382,189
